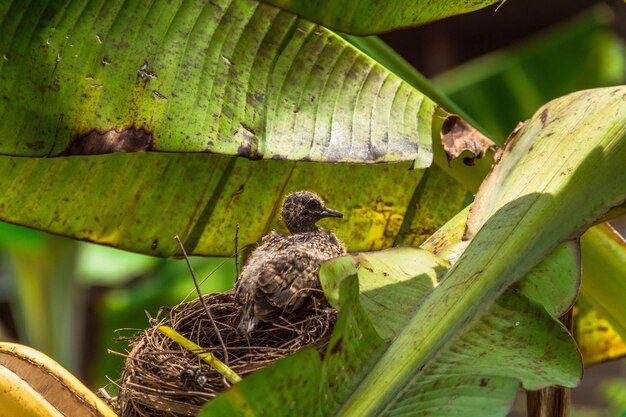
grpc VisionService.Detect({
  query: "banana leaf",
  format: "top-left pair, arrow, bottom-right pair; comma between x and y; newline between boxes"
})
0,0 -> 434,164
431,7 -> 626,366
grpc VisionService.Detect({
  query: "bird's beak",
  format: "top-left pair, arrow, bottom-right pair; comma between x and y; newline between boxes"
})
322,207 -> 343,218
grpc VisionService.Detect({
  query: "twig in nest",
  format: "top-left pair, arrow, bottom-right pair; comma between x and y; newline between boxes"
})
173,235 -> 229,366
234,223 -> 240,284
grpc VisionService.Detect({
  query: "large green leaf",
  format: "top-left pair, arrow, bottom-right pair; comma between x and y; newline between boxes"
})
0,0 -> 434,164
0,155 -> 468,256
428,6 -> 626,366
256,0 -> 501,35
0,0 -> 479,257
328,87 -> 625,416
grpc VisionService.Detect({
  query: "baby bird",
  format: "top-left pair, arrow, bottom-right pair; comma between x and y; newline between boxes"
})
235,191 -> 346,337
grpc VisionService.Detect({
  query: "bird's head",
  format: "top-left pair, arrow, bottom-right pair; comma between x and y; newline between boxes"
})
281,191 -> 343,234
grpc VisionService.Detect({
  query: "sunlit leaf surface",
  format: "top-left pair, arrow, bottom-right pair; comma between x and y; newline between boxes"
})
0,0 -> 434,164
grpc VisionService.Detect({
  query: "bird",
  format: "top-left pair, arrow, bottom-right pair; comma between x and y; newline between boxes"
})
235,191 -> 346,337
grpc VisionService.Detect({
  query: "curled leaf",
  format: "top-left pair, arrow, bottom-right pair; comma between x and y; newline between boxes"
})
440,114 -> 497,166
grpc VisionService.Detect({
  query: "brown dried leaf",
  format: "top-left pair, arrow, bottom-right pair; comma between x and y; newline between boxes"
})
440,114 -> 497,166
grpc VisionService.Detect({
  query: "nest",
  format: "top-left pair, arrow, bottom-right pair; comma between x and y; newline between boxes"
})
113,290 -> 336,417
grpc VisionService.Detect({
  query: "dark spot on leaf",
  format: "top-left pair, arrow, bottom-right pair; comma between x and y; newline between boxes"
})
240,124 -> 256,136
480,378 -> 488,387
236,124 -> 262,159
222,106 -> 234,119
137,60 -> 156,81
462,156 -> 476,166
231,184 -> 245,198
151,239 -> 158,249
62,126 -> 154,155
152,90 -> 166,100
330,337 -> 344,354
440,114 -> 496,165
370,145 -> 386,160
246,92 -> 264,106
26,141 -> 45,150
540,108 -> 548,126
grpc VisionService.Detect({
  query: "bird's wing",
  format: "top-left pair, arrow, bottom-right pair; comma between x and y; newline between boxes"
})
255,247 -> 325,319
234,231 -> 289,304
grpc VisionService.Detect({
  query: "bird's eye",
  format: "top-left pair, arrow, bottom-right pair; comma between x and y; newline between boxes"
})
306,200 -> 320,210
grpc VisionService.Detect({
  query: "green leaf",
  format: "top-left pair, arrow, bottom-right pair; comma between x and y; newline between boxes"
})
193,86 -> 624,416
346,248 -> 446,341
0,0 -> 480,257
0,0 -> 434,164
428,7 -> 626,367
0,155 -> 469,256
332,86 -> 625,416
512,242 -> 580,319
256,0 -> 501,35
339,35 -> 495,191
199,348 -> 322,416
421,205 -> 581,320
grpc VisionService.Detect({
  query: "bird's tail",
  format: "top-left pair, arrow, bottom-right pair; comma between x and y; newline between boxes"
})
236,302 -> 258,337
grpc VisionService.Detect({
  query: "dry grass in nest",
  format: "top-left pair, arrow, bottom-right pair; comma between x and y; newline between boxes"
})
112,289 -> 336,417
